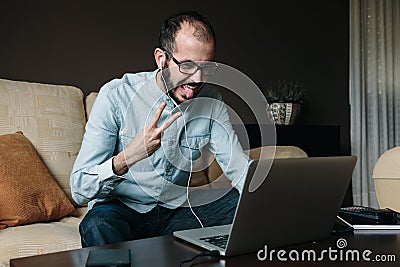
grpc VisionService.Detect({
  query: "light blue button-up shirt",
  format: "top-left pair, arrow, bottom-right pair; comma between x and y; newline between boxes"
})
70,70 -> 250,212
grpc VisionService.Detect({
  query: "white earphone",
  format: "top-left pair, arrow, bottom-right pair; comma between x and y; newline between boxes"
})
159,59 -> 163,70
158,55 -> 203,227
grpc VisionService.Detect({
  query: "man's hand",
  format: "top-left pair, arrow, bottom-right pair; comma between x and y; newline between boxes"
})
113,102 -> 181,175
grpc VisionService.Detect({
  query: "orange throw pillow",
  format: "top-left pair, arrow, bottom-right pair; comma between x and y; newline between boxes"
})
0,131 -> 75,229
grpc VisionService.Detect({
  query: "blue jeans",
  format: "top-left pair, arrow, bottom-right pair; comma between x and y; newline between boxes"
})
79,188 -> 239,247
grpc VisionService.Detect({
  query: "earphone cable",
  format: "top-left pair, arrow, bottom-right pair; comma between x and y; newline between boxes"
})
160,69 -> 204,228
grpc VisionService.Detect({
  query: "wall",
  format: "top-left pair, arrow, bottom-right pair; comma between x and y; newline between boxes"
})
0,0 -> 350,156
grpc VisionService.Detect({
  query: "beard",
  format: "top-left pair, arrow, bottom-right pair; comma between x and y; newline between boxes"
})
161,68 -> 203,104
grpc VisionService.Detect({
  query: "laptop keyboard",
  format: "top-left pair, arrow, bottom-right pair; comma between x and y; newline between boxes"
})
200,234 -> 229,249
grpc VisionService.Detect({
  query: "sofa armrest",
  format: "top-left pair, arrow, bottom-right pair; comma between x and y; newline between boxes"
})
85,92 -> 99,120
207,145 -> 308,183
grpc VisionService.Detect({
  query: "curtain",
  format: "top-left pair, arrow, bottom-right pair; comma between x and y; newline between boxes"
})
350,0 -> 400,207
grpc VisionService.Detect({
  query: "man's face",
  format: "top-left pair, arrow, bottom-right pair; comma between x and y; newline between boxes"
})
163,25 -> 215,104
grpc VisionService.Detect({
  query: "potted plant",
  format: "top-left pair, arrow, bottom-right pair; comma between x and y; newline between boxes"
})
262,80 -> 305,125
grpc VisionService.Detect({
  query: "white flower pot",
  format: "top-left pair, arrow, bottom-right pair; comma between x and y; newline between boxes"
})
268,102 -> 301,125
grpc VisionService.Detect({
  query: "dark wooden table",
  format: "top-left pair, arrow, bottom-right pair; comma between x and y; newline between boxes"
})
10,231 -> 400,266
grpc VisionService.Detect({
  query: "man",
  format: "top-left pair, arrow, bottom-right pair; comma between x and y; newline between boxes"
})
70,11 -> 250,247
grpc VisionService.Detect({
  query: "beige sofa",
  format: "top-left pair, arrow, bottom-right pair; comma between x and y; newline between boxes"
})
0,78 -> 307,267
0,78 -> 97,267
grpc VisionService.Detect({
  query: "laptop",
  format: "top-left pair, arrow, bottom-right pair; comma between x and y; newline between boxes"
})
173,156 -> 357,256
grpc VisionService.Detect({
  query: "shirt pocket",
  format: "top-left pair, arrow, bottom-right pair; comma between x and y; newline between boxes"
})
179,134 -> 210,161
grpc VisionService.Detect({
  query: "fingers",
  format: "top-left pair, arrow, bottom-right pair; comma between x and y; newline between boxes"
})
148,102 -> 182,131
148,102 -> 167,128
160,111 -> 182,132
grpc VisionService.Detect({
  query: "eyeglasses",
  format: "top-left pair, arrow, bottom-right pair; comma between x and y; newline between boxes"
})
163,50 -> 218,76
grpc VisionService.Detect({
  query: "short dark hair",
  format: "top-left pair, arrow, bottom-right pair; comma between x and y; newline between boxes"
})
158,11 -> 216,55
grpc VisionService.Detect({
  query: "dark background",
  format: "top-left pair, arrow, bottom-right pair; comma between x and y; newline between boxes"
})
0,1 -> 350,155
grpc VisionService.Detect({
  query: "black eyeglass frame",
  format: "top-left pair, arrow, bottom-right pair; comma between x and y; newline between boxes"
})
163,50 -> 218,76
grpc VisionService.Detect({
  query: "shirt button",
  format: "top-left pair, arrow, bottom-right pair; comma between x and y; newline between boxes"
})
166,168 -> 171,173
169,141 -> 174,145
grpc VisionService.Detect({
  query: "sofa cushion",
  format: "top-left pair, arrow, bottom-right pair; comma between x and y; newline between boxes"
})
0,207 -> 86,267
0,78 -> 86,205
0,131 -> 75,229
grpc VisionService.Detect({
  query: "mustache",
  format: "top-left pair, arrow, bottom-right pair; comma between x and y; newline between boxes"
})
182,81 -> 204,88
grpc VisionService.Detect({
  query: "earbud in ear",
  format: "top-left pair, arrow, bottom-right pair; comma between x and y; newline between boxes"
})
159,59 -> 163,70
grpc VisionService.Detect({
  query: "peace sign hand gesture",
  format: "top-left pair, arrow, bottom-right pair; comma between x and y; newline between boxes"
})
112,102 -> 182,175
